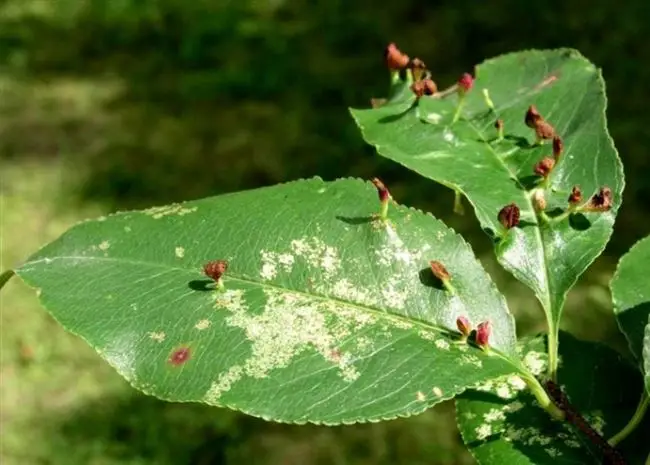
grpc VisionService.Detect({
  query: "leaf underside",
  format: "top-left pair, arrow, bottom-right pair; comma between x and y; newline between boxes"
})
351,48 -> 624,339
611,234 -> 650,392
16,177 -> 521,424
456,331 -> 649,465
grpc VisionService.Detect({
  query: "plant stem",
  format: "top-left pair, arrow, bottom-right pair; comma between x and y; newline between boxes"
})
452,98 -> 465,123
520,370 -> 565,420
453,190 -> 465,215
546,325 -> 559,382
608,391 -> 649,446
0,269 -> 16,291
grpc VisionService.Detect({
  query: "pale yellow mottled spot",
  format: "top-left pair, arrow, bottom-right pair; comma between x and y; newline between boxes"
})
175,246 -> 185,258
124,226 -> 132,232
149,331 -> 166,342
432,386 -> 443,397
195,319 -> 210,330
476,424 -> 492,440
434,339 -> 450,350
98,240 -> 110,251
145,204 -> 198,219
416,391 -> 426,401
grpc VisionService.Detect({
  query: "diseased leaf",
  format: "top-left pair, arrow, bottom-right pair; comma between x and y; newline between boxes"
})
611,235 -> 650,392
16,177 -> 522,424
351,49 -> 624,375
456,332 -> 650,464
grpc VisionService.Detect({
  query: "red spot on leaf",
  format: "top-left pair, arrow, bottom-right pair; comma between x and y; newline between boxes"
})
169,346 -> 191,366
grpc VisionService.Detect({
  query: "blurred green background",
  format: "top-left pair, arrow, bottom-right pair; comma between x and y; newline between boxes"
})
1,0 -> 649,464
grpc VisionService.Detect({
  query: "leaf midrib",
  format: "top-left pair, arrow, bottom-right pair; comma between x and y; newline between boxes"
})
19,254 -> 473,344
464,118 -> 552,311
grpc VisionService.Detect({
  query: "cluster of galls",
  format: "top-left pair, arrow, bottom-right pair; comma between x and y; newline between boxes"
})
495,105 -> 613,231
384,43 -> 474,121
456,316 -> 492,351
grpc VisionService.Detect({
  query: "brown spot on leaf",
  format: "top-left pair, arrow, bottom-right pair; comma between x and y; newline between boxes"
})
568,186 -> 583,205
585,187 -> 613,212
169,346 -> 191,366
534,73 -> 559,90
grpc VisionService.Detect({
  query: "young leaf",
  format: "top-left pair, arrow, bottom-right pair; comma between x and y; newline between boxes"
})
351,49 -> 625,378
456,332 -> 649,464
14,178 -> 522,424
611,235 -> 650,392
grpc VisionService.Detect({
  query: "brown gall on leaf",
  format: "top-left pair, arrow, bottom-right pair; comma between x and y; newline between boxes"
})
168,346 -> 191,366
408,57 -> 427,81
411,79 -> 437,98
429,260 -> 456,294
584,186 -> 613,212
498,203 -> 520,229
534,119 -> 556,142
525,105 -> 542,128
204,260 -> 228,287
456,316 -> 472,338
429,260 -> 450,281
371,177 -> 392,220
568,186 -> 583,205
552,136 -> 563,161
384,43 -> 410,71
475,321 -> 491,348
534,157 -> 556,177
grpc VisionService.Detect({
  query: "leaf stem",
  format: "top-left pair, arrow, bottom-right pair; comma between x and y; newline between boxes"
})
519,370 -> 565,420
0,269 -> 16,291
452,97 -> 465,123
608,391 -> 649,446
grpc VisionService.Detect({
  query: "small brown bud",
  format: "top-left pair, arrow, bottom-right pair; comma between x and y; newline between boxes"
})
534,157 -> 556,177
429,260 -> 450,281
458,73 -> 474,94
525,105 -> 542,128
498,203 -> 520,229
568,186 -> 582,205
585,186 -> 613,212
456,316 -> 472,337
385,43 -> 410,70
532,190 -> 547,212
552,136 -> 563,161
476,321 -> 491,347
204,260 -> 228,284
411,79 -> 437,98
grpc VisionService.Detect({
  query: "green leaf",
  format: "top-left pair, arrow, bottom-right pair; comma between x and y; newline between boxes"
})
15,177 -> 521,424
611,235 -> 650,392
351,49 -> 625,376
456,332 -> 650,464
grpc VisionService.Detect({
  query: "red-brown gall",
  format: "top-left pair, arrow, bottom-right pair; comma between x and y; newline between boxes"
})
411,79 -> 437,98
498,203 -> 520,229
385,43 -> 410,71
552,136 -> 563,161
458,73 -> 474,94
430,260 -> 451,281
585,186 -> 613,212
456,316 -> 472,337
204,260 -> 228,286
525,105 -> 542,128
409,57 -> 427,81
371,177 -> 392,220
476,321 -> 491,348
568,186 -> 583,205
534,157 -> 556,177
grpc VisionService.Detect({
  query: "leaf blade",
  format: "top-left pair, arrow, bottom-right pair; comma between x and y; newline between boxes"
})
351,49 -> 624,366
17,177 -> 521,423
611,235 -> 650,392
